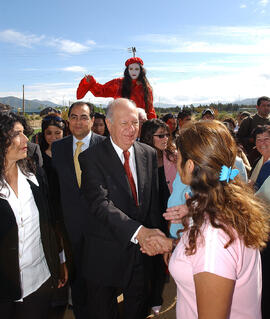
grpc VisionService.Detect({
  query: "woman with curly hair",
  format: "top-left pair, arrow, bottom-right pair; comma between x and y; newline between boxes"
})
0,112 -> 66,319
156,120 -> 269,319
76,57 -> 156,119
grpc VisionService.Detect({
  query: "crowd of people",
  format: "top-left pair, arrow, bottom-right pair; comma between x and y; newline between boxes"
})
0,95 -> 269,319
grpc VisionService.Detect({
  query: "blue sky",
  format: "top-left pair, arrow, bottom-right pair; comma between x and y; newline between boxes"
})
1,0 -> 270,107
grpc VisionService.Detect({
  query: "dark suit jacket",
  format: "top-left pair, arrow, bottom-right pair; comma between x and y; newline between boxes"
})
79,138 -> 160,287
51,133 -> 105,248
0,167 -> 60,301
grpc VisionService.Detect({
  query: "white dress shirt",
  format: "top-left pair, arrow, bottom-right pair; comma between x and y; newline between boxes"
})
110,137 -> 142,243
110,137 -> 138,197
0,166 -> 50,300
73,131 -> 92,155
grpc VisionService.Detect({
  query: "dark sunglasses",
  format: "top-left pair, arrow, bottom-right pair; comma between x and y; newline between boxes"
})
43,115 -> 63,122
153,133 -> 170,138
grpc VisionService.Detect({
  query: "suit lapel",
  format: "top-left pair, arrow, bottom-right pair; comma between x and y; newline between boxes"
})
134,142 -> 147,206
26,173 -> 45,222
103,139 -> 135,201
89,132 -> 99,147
64,135 -> 76,171
64,136 -> 79,187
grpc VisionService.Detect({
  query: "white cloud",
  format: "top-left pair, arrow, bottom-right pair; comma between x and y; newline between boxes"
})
62,66 -> 87,73
85,40 -> 96,46
240,4 -> 247,8
152,64 -> 270,105
137,26 -> 270,55
148,41 -> 270,55
0,29 -> 44,47
200,26 -> 270,37
259,0 -> 269,6
0,29 -> 96,54
48,38 -> 90,54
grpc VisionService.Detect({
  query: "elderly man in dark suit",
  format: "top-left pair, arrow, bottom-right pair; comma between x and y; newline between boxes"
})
79,98 -> 170,319
51,102 -> 104,319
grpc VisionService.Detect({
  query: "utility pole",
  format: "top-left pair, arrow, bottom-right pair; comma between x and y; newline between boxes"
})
22,84 -> 25,115
128,47 -> 136,57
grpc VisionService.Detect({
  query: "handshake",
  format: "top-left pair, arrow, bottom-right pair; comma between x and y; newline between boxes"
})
136,226 -> 173,256
136,203 -> 189,256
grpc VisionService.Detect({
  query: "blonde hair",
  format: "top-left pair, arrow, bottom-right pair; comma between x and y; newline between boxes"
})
176,120 -> 269,255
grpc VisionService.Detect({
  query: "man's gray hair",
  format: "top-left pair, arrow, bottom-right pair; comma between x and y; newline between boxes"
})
106,98 -> 137,122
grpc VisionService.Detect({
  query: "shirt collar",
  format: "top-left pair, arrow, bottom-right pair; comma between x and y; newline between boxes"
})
73,131 -> 92,146
110,137 -> 135,160
22,169 -> 39,187
0,165 -> 38,199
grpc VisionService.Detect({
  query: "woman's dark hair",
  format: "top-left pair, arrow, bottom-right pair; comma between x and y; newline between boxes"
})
161,113 -> 174,123
0,112 -> 34,195
121,65 -> 152,114
252,125 -> 270,140
39,114 -> 66,152
140,119 -> 176,160
93,112 -> 109,136
176,120 -> 269,255
223,117 -> 236,130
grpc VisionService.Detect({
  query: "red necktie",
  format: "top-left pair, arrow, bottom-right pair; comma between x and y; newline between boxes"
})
123,150 -> 138,206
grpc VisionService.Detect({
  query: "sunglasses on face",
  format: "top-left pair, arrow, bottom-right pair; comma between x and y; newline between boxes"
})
153,133 -> 170,139
43,115 -> 63,122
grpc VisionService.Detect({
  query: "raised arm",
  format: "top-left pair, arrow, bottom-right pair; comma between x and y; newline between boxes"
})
76,75 -> 121,99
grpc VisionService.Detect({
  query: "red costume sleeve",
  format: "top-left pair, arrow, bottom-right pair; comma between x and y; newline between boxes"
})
147,88 -> 157,119
76,76 -> 122,100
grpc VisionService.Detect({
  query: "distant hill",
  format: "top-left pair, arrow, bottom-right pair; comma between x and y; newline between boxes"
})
155,102 -> 179,108
233,97 -> 258,105
0,96 -> 259,113
0,96 -> 59,112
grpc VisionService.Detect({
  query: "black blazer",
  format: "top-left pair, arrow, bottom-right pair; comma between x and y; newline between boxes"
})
79,138 -> 160,287
0,167 -> 60,301
51,133 -> 105,246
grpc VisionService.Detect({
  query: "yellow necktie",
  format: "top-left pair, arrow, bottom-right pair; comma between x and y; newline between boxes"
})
74,141 -> 84,187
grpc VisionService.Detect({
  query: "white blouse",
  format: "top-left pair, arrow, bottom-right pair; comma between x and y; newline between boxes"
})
0,166 -> 50,300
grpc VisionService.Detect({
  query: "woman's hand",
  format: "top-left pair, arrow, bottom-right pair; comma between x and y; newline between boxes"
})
163,193 -> 189,223
58,262 -> 68,288
163,204 -> 188,223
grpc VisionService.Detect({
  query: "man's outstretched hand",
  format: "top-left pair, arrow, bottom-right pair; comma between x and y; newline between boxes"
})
136,226 -> 173,256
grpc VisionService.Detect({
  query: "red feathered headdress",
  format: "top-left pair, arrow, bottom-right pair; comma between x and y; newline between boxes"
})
125,57 -> 144,67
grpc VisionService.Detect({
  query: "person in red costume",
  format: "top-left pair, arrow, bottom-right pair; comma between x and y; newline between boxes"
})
76,57 -> 157,119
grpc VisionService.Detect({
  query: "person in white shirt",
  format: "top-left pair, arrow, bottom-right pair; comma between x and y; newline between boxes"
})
0,112 -> 65,319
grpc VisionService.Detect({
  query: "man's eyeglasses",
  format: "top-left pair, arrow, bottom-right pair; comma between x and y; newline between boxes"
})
153,134 -> 170,139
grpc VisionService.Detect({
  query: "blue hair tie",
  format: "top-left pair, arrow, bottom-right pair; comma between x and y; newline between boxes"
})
219,165 -> 239,182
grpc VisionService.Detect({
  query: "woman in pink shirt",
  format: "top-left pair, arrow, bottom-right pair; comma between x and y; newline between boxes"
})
167,121 -> 269,319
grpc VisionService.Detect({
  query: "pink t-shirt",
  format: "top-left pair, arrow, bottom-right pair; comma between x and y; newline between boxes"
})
169,222 -> 262,319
